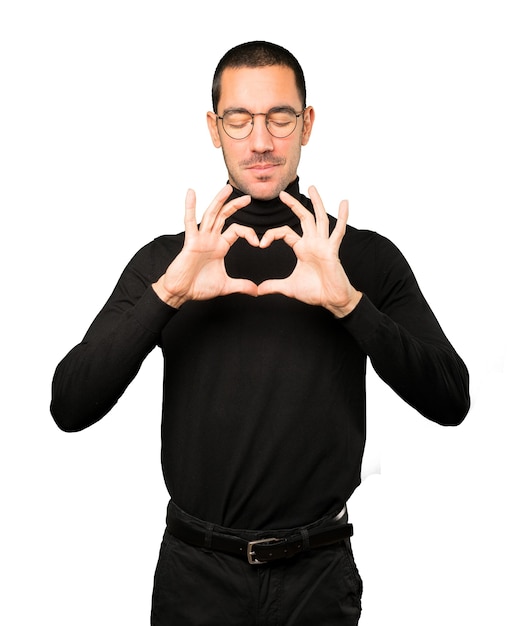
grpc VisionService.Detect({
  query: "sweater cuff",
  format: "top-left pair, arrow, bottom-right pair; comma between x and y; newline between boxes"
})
133,286 -> 178,334
338,294 -> 384,343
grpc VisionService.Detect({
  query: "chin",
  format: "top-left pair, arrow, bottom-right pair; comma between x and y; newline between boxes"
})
243,180 -> 285,201
250,190 -> 279,201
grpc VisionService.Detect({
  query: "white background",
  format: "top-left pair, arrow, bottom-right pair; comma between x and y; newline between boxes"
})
1,1 -> 515,624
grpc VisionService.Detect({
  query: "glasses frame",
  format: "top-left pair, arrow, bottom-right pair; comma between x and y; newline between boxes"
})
216,106 -> 306,140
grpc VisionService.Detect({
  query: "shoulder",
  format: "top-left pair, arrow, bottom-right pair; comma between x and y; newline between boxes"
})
336,221 -> 404,263
335,222 -> 416,304
132,232 -> 185,260
122,233 -> 186,284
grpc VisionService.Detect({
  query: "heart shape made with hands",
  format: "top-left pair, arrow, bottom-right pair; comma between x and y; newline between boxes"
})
224,236 -> 297,286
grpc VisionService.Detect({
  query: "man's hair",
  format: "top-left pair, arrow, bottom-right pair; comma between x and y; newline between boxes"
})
212,41 -> 307,112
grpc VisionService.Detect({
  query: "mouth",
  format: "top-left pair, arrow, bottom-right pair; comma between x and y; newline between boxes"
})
246,165 -> 280,182
242,156 -> 285,170
247,164 -> 277,171
244,160 -> 285,178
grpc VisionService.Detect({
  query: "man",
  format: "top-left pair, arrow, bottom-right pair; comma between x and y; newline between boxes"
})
51,41 -> 470,625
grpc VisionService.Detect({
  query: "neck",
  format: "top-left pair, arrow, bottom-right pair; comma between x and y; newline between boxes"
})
226,178 -> 305,232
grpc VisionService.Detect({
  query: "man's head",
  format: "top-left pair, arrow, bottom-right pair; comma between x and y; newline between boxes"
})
207,41 -> 315,201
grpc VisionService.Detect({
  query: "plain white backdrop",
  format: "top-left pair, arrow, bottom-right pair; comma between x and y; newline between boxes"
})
1,1 -> 515,624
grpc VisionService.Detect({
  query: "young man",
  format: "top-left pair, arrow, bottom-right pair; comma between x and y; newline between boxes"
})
51,41 -> 470,625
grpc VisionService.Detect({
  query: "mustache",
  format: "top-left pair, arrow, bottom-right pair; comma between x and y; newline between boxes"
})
239,155 -> 286,168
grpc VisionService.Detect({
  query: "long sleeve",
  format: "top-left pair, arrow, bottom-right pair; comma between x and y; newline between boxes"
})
49,183 -> 470,529
50,239 -> 179,432
340,232 -> 470,426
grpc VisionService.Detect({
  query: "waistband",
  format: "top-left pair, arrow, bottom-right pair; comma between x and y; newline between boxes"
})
166,500 -> 353,565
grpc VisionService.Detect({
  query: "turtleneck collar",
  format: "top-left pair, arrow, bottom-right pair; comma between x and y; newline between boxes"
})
225,178 -> 312,233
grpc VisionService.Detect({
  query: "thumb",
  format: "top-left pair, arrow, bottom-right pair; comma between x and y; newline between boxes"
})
257,278 -> 291,297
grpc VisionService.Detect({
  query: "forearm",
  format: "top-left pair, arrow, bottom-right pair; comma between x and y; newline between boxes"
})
341,295 -> 470,425
51,287 -> 175,432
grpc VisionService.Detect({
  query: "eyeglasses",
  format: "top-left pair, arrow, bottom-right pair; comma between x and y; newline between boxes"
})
216,107 -> 306,140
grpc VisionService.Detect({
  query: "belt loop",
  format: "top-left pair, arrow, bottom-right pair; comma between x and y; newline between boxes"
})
204,523 -> 215,550
301,527 -> 310,551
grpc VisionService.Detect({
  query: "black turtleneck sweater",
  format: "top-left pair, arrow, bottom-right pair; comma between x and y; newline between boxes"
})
51,179 -> 470,530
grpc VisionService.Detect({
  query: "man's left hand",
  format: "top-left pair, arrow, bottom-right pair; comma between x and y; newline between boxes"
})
257,186 -> 362,318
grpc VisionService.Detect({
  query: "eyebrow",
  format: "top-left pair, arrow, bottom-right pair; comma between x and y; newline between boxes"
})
221,107 -> 250,115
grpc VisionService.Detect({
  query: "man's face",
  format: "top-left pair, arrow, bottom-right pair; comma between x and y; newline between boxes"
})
207,65 -> 314,201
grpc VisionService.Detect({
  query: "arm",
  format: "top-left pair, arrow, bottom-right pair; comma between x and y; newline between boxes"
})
340,264 -> 470,426
257,186 -> 470,426
51,185 -> 260,432
50,250 -> 177,432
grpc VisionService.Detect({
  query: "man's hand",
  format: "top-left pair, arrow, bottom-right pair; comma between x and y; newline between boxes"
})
153,185 -> 260,308
257,186 -> 362,318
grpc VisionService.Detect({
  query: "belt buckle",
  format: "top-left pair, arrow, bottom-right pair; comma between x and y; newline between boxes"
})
247,537 -> 280,565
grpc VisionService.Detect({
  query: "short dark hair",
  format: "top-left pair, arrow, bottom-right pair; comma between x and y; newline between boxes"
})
212,41 -> 307,112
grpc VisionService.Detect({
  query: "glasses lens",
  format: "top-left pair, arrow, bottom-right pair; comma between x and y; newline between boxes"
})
266,109 -> 298,138
222,111 -> 253,139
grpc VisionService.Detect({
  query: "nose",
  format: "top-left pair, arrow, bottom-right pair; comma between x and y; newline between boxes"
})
249,113 -> 274,152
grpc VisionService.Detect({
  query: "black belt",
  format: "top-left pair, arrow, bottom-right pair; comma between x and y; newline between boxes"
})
168,514 -> 353,566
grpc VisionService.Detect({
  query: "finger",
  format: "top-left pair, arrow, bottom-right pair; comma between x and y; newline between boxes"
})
307,185 -> 330,237
201,185 -> 251,232
223,278 -> 259,298
259,225 -> 300,249
257,278 -> 293,298
213,194 -> 252,232
329,199 -> 349,245
222,223 -> 260,248
184,188 -> 198,237
279,191 -> 316,235
199,184 -> 234,231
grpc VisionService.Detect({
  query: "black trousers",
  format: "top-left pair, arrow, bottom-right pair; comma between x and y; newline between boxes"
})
150,508 -> 363,625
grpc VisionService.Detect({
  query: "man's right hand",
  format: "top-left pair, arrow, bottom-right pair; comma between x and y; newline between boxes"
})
152,185 -> 260,309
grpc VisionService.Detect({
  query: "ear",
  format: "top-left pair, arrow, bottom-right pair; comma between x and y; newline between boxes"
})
301,106 -> 315,146
206,111 -> 222,148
